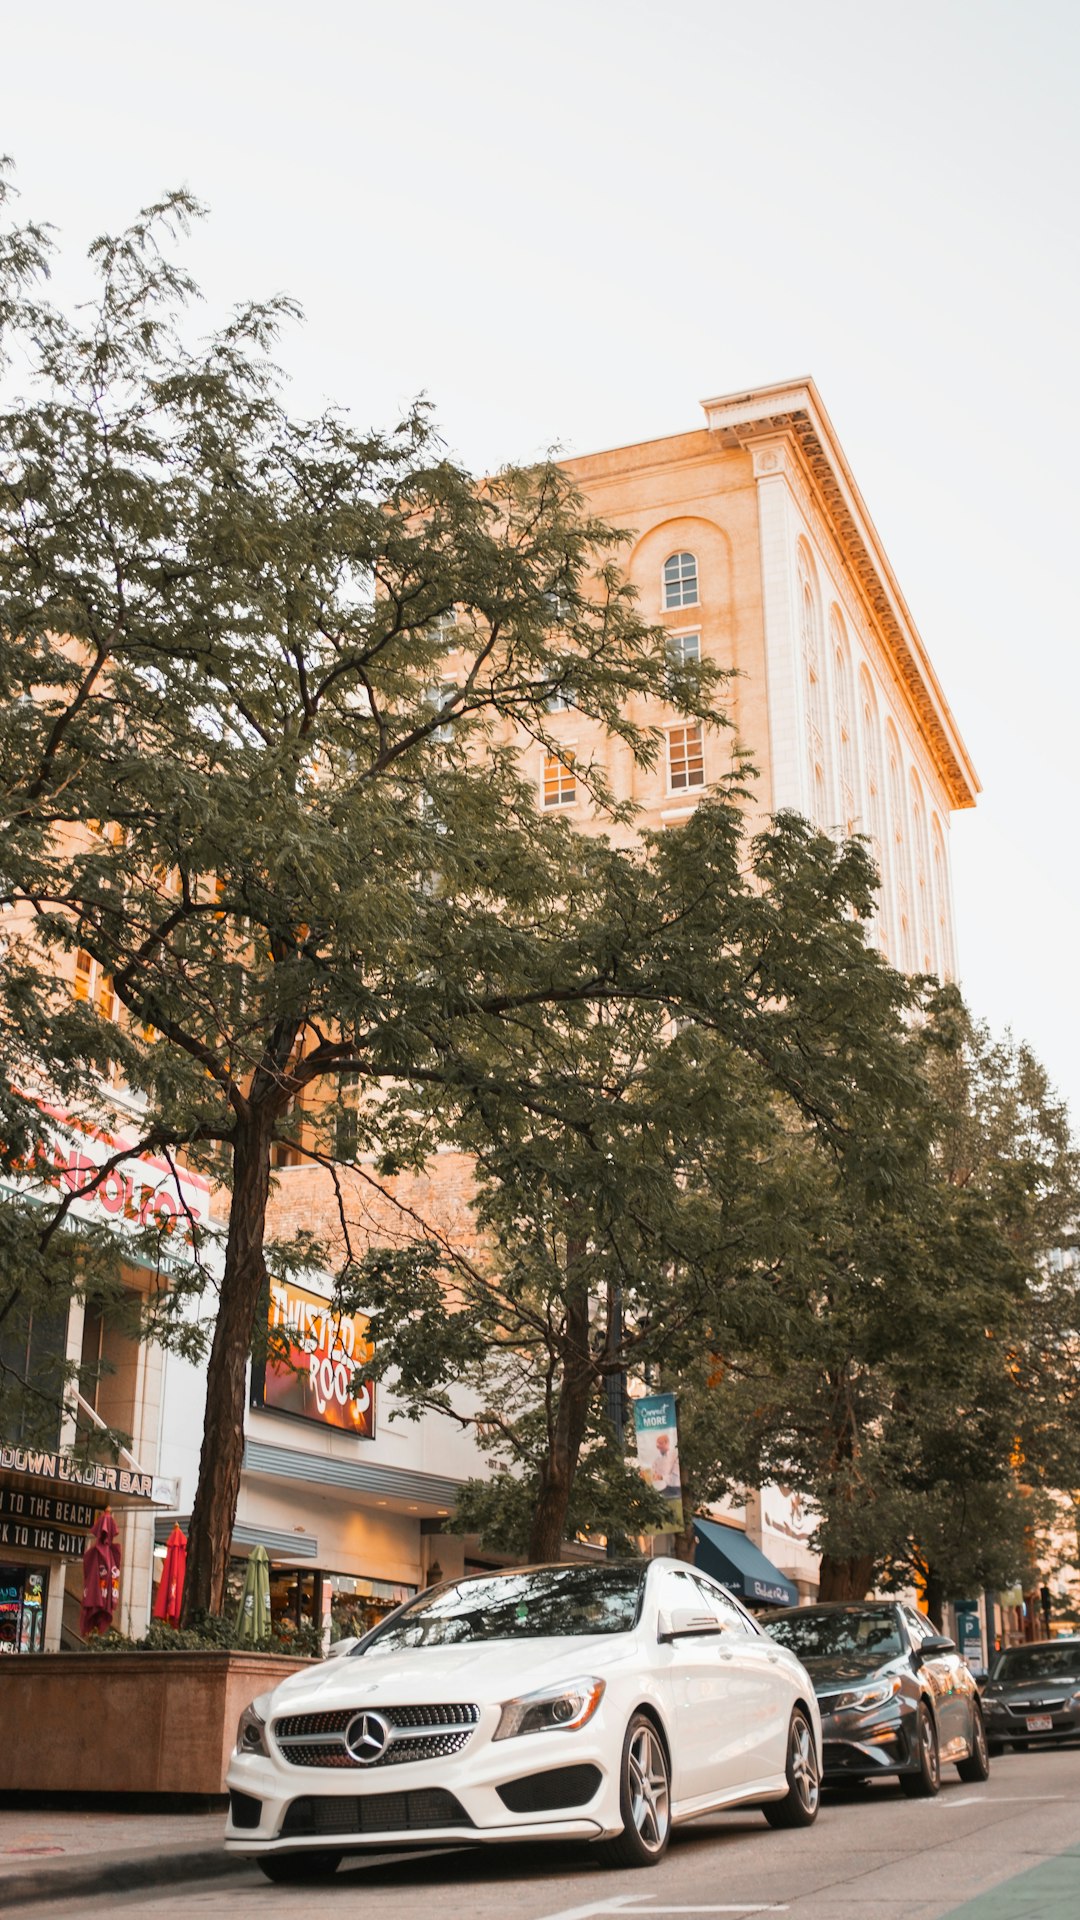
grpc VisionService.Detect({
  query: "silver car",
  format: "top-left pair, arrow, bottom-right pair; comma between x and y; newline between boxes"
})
981,1638 -> 1080,1753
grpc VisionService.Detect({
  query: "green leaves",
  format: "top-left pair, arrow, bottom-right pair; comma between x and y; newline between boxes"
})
690,1009 -> 1080,1603
0,174 -> 732,1590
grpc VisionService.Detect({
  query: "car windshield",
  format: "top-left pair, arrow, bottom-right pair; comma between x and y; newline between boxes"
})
990,1644 -> 1080,1685
359,1564 -> 647,1652
765,1607 -> 903,1660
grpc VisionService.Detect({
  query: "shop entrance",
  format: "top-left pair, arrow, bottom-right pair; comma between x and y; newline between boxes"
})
0,1565 -> 48,1654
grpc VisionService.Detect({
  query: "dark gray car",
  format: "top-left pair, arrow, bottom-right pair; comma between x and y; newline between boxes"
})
763,1601 -> 989,1795
981,1638 -> 1080,1753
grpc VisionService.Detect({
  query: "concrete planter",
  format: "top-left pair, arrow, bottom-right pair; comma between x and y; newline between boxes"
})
0,1650 -> 315,1796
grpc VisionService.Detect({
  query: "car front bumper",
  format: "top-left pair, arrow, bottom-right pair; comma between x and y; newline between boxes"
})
224,1723 -> 626,1855
819,1700 -> 914,1779
983,1701 -> 1080,1746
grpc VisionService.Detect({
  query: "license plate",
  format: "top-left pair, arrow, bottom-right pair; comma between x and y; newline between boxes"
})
1026,1714 -> 1053,1732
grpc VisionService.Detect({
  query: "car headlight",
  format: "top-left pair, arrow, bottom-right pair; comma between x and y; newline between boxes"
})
830,1677 -> 903,1714
235,1693 -> 273,1757
494,1676 -> 605,1742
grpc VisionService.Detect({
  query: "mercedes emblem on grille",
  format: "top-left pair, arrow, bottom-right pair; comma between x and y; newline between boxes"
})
344,1710 -> 392,1765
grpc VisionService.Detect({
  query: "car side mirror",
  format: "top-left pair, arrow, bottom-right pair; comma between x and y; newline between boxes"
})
917,1634 -> 956,1658
969,1667 -> 989,1687
659,1606 -> 723,1643
324,1636 -> 360,1659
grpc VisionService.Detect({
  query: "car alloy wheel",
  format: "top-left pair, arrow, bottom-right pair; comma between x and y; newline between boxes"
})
764,1709 -> 820,1828
598,1713 -> 671,1868
900,1702 -> 941,1797
957,1705 -> 991,1783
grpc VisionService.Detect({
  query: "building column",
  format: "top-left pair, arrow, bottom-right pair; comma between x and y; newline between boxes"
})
750,442 -> 810,818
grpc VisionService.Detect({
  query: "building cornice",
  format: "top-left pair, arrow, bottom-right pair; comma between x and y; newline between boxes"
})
700,379 -> 979,810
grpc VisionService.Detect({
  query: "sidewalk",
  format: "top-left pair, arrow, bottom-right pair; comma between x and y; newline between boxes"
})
0,1801 -> 253,1909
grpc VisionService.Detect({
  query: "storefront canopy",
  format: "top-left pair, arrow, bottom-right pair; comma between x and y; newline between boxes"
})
693,1519 -> 798,1609
1,1443 -> 175,1518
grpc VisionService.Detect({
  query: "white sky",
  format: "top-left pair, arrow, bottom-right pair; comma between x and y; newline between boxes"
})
5,0 -> 1078,1122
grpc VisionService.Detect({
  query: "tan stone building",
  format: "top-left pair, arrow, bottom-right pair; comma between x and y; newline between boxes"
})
528,378 -> 978,972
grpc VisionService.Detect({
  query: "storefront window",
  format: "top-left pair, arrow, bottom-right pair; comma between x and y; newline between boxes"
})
0,1566 -> 48,1654
224,1557 -> 415,1646
324,1571 -> 414,1642
267,1567 -> 318,1641
0,1300 -> 67,1448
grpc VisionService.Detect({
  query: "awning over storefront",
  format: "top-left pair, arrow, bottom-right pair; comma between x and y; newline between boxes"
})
0,1442 -> 175,1514
154,1515 -> 319,1560
693,1518 -> 798,1609
242,1436 -> 460,1513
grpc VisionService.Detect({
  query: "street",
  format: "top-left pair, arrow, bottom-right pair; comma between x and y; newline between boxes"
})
21,1746 -> 1080,1920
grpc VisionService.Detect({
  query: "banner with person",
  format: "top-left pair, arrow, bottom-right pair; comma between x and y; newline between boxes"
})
632,1392 -> 683,1530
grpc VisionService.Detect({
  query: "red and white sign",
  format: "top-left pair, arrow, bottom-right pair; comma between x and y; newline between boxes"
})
6,1100 -> 215,1269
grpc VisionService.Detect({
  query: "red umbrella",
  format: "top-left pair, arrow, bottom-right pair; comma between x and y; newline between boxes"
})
152,1523 -> 187,1628
79,1508 -> 121,1637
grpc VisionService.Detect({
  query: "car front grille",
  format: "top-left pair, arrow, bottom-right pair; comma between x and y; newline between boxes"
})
1003,1698 -> 1067,1715
272,1703 -> 481,1769
280,1789 -> 473,1837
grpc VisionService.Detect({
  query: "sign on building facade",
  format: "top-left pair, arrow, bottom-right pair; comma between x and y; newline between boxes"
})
252,1280 -> 375,1437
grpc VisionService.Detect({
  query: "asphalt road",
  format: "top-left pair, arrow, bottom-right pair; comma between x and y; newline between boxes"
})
27,1745 -> 1080,1920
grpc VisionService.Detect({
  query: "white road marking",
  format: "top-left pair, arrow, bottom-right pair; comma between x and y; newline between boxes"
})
941,1793 -> 1067,1806
534,1901 -> 789,1920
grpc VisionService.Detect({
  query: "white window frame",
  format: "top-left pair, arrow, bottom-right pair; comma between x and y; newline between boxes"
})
542,746 -> 577,809
666,627 -> 701,667
666,722 -> 705,794
427,609 -> 458,649
662,551 -> 700,611
73,948 -> 117,1021
544,685 -> 575,713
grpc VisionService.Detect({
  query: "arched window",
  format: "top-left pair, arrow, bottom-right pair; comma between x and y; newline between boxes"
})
909,769 -> 934,973
799,557 -> 828,830
831,611 -> 858,838
662,551 -> 699,610
857,668 -> 889,954
886,722 -> 916,971
930,814 -> 956,980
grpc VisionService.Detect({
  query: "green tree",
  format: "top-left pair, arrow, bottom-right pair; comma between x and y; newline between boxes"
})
355,806 -> 933,1562
0,172 -> 725,1613
681,1003 -> 1080,1619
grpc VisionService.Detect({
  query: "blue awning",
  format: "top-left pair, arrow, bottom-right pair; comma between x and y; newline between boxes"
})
693,1519 -> 798,1609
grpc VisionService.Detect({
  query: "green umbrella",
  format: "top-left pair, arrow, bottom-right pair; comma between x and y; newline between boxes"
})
235,1544 -> 271,1643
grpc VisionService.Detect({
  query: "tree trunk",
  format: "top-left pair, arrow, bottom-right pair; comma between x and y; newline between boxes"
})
672,1519 -> 697,1563
672,1466 -> 697,1563
527,1266 -> 593,1562
922,1567 -> 945,1631
816,1552 -> 875,1601
183,1114 -> 272,1619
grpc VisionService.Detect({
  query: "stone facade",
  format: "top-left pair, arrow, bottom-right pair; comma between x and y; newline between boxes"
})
537,379 -> 978,971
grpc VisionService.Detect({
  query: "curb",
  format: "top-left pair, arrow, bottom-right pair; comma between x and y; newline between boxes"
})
0,1842 -> 253,1910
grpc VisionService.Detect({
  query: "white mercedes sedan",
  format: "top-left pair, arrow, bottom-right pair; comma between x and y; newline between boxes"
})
225,1558 -> 821,1883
